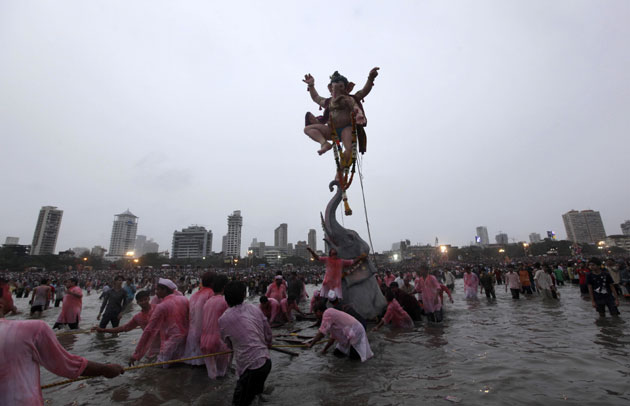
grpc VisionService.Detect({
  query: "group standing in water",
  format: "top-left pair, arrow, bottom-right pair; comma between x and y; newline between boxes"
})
0,253 -> 627,406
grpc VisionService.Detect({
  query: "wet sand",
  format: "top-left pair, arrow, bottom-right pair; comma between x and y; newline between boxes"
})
8,280 -> 629,405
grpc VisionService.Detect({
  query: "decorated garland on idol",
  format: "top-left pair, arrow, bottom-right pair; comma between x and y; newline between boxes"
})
329,112 -> 358,216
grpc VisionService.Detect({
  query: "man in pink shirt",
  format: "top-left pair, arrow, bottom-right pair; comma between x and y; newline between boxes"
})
130,278 -> 189,365
307,247 -> 366,300
504,265 -> 522,299
307,303 -> 373,362
259,295 -> 282,325
372,291 -> 413,330
183,272 -> 215,365
384,270 -> 396,288
200,275 -> 232,379
0,288 -> 124,406
53,278 -> 83,330
265,275 -> 287,302
219,281 -> 272,406
95,290 -> 154,333
463,267 -> 480,299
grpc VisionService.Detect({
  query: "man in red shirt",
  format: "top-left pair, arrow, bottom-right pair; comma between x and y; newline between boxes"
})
576,262 -> 590,296
0,277 -> 18,315
307,247 -> 366,300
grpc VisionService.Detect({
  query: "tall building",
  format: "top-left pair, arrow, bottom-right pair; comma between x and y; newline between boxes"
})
274,223 -> 288,249
225,210 -> 242,257
475,226 -> 489,246
621,220 -> 630,236
107,210 -> 138,259
31,206 -> 63,255
308,229 -> 317,251
562,210 -> 607,244
172,226 -> 212,259
495,233 -> 508,245
529,233 -> 542,243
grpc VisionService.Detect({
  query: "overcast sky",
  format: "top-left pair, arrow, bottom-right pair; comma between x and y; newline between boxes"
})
1,1 -> 629,255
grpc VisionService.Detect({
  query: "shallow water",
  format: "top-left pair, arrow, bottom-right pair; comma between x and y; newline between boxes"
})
8,280 -> 629,405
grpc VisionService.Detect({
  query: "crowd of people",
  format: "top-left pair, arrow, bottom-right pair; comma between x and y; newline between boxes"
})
1,253 -> 628,405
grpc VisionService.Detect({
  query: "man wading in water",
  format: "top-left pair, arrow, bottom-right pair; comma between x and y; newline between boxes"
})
587,257 -> 621,318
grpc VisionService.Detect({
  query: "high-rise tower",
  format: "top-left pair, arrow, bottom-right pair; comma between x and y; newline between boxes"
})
562,210 -> 606,244
31,206 -> 63,255
308,229 -> 317,251
225,210 -> 242,257
274,223 -> 288,250
107,210 -> 138,258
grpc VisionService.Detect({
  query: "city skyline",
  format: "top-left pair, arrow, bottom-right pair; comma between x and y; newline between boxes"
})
4,204 -> 630,257
2,2 -> 629,255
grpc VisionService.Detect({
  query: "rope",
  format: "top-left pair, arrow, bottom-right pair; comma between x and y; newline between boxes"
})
357,154 -> 377,266
41,350 -> 233,390
56,329 -> 93,337
272,344 -> 308,348
41,342 -> 323,390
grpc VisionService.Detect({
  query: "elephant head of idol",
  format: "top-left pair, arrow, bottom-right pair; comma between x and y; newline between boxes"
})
321,181 -> 376,287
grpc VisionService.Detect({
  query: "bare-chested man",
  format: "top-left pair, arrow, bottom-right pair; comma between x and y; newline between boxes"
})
303,67 -> 379,163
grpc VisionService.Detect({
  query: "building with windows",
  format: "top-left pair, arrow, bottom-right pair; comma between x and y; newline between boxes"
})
562,210 -> 606,244
605,235 -> 630,252
172,226 -> 212,259
31,206 -> 63,255
224,210 -> 242,257
621,220 -> 630,236
107,210 -> 138,259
